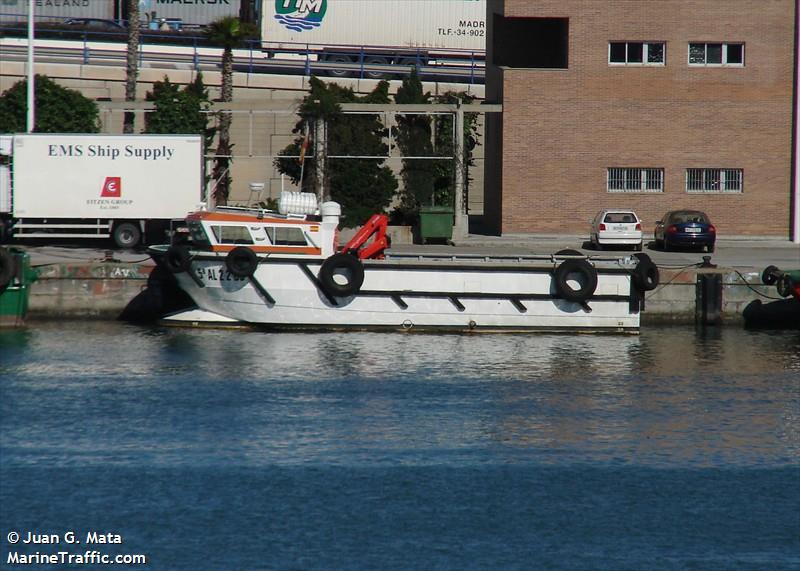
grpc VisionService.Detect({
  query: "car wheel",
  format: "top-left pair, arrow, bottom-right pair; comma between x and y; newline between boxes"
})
706,243 -> 715,253
635,242 -> 643,252
663,239 -> 670,252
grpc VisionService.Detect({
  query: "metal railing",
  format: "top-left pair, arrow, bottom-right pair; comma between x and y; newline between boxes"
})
0,21 -> 485,84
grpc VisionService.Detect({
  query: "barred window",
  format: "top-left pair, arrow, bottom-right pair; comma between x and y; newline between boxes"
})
688,43 -> 744,66
686,169 -> 743,193
609,42 -> 665,65
607,168 -> 664,193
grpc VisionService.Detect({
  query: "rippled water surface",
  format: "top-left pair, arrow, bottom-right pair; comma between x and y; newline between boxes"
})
1,323 -> 798,570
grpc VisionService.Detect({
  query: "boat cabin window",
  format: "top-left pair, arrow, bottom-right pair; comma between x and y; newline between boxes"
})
266,226 -> 307,246
188,221 -> 211,246
211,225 -> 254,245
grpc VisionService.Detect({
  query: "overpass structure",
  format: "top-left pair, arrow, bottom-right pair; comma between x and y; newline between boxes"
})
0,36 -> 485,85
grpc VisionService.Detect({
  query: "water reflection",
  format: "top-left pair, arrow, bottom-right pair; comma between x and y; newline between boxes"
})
0,322 -> 798,469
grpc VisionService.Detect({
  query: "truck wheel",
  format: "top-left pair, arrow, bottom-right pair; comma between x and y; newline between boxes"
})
398,57 -> 420,72
113,222 -> 141,249
325,53 -> 354,77
364,56 -> 390,79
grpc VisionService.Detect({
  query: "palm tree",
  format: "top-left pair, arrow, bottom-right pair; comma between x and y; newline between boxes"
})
123,0 -> 140,134
204,17 -> 257,205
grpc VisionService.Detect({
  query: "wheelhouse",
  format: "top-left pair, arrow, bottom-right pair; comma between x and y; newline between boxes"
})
183,197 -> 340,259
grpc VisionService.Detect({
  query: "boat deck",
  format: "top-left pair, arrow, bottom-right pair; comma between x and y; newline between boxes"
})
383,251 -> 638,268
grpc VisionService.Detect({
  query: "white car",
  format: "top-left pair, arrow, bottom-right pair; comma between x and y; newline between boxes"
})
590,209 -> 643,251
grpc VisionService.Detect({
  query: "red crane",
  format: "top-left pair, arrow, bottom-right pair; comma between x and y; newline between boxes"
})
341,214 -> 390,260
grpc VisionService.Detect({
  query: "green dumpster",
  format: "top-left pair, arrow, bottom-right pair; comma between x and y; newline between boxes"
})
418,205 -> 454,244
0,247 -> 38,327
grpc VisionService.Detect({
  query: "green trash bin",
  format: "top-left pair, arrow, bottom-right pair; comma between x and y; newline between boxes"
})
0,247 -> 38,327
418,205 -> 454,244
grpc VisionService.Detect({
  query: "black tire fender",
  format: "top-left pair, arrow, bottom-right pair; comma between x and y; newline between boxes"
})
633,253 -> 660,291
554,259 -> 598,302
164,245 -> 193,274
319,253 -> 365,297
0,247 -> 14,291
555,249 -> 583,257
761,265 -> 780,286
776,275 -> 793,298
226,246 -> 259,278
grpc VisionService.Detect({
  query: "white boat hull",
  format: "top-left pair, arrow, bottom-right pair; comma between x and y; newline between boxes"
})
165,253 -> 642,333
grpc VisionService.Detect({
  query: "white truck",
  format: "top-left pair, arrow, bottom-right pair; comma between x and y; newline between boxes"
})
262,0 -> 486,77
0,134 -> 204,248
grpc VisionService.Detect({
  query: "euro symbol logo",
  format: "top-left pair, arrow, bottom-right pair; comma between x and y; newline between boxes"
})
101,176 -> 122,197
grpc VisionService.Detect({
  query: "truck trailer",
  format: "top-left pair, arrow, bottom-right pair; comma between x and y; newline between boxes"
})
262,0 -> 486,77
0,0 -> 242,27
0,134 -> 204,248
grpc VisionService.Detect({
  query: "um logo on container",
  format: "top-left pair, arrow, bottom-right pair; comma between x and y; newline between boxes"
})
274,0 -> 326,32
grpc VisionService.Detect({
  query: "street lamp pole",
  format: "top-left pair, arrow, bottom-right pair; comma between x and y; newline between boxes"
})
26,0 -> 35,133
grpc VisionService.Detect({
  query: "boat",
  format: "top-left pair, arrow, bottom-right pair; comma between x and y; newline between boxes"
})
742,265 -> 800,329
0,246 -> 37,327
148,193 -> 660,333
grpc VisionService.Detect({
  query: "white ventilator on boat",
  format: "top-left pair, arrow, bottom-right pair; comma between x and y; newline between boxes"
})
320,201 -> 341,224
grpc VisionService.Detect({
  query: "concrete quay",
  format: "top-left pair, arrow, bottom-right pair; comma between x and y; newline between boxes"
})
20,237 -> 798,325
28,252 -> 153,320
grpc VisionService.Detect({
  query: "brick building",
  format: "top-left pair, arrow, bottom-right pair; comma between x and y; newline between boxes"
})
484,0 -> 797,238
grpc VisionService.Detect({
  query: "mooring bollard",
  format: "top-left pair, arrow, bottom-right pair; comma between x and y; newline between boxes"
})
696,257 -> 722,325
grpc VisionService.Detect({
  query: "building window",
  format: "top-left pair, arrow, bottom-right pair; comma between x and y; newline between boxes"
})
607,168 -> 664,193
686,169 -> 743,193
609,42 -> 665,65
688,43 -> 744,66
493,16 -> 569,69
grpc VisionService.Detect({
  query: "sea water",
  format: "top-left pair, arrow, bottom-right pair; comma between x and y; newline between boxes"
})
1,323 -> 798,570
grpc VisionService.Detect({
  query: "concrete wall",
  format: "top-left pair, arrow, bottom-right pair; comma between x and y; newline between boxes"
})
29,262 -> 152,319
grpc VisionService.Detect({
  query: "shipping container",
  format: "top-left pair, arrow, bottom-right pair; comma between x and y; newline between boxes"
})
140,0 -> 241,27
0,0 -> 241,27
264,0 -> 485,51
0,0 -> 114,24
262,0 -> 485,75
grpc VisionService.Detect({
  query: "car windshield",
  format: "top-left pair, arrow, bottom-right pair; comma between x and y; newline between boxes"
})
604,213 -> 637,223
669,212 -> 708,224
